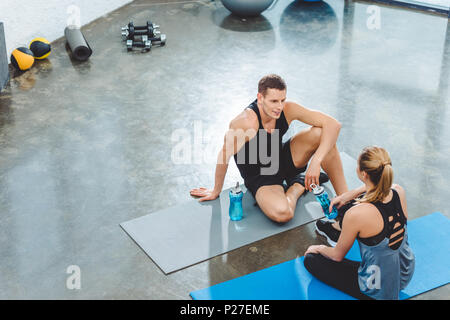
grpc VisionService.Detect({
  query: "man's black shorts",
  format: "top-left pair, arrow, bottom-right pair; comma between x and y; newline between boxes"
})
244,138 -> 307,198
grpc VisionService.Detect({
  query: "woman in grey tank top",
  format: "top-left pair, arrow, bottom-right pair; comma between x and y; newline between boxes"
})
304,146 -> 415,300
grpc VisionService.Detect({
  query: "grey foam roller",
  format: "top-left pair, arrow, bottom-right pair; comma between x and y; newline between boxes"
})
0,22 -> 9,92
64,25 -> 92,61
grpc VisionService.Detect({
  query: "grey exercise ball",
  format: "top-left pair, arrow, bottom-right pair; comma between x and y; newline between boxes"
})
221,0 -> 275,17
279,1 -> 338,55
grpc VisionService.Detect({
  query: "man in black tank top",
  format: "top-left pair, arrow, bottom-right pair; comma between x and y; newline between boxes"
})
190,74 -> 348,223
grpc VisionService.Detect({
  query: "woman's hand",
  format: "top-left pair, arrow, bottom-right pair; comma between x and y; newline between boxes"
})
305,245 -> 325,255
330,185 -> 367,213
190,188 -> 220,202
329,192 -> 354,213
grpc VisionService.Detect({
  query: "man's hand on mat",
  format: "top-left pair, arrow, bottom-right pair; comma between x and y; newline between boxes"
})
190,188 -> 220,202
304,160 -> 322,192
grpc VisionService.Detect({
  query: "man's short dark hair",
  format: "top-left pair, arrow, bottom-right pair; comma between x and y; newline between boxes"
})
258,74 -> 287,96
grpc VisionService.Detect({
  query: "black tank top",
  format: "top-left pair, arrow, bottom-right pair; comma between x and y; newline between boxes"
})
358,189 -> 408,250
233,100 -> 289,179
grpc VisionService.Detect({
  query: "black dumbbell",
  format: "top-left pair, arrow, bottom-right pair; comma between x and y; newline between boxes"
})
126,35 -> 151,52
148,34 -> 166,46
123,21 -> 159,32
122,21 -> 160,40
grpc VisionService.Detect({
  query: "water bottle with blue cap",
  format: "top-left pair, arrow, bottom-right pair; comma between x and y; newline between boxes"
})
310,183 -> 338,219
229,182 -> 243,221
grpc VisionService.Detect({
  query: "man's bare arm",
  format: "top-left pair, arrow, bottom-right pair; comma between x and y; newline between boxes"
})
285,101 -> 341,163
284,102 -> 341,190
190,113 -> 257,201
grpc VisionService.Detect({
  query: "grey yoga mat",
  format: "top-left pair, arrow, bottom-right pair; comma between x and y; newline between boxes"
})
64,25 -> 92,61
120,152 -> 361,274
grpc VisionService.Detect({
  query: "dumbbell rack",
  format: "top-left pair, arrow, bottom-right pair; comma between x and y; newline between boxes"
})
122,21 -> 166,52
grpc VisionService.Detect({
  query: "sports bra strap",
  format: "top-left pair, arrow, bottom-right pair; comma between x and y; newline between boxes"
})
391,189 -> 407,224
358,188 -> 407,249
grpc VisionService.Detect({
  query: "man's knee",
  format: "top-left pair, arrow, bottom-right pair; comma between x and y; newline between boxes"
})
292,126 -> 322,158
308,127 -> 341,159
309,126 -> 322,148
255,186 -> 294,223
270,204 -> 293,223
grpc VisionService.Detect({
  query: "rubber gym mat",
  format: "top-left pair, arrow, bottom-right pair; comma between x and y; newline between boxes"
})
120,152 -> 360,274
190,212 -> 450,300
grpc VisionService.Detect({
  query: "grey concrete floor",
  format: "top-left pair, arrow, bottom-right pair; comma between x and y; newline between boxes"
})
0,0 -> 449,299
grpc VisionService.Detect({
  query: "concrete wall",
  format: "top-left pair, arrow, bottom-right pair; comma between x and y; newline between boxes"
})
0,0 -> 132,63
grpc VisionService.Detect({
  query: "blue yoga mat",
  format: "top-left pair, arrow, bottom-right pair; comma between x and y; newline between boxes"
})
190,212 -> 449,300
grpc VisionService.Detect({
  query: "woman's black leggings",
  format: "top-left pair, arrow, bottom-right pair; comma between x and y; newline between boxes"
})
303,253 -> 373,300
303,200 -> 374,300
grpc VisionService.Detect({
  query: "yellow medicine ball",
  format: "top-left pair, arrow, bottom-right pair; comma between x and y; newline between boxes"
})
11,47 -> 35,71
29,37 -> 51,59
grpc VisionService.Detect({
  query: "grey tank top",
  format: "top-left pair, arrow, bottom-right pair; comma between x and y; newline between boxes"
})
357,189 -> 415,300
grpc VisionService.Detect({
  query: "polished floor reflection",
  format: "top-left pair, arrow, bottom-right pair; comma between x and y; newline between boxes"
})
0,0 -> 448,299
396,0 -> 449,10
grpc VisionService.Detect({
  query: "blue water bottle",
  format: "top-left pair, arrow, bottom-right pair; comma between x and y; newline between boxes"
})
229,182 -> 243,221
310,183 -> 338,219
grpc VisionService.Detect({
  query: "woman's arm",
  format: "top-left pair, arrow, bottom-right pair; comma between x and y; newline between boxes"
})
329,184 -> 366,213
306,206 -> 362,261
